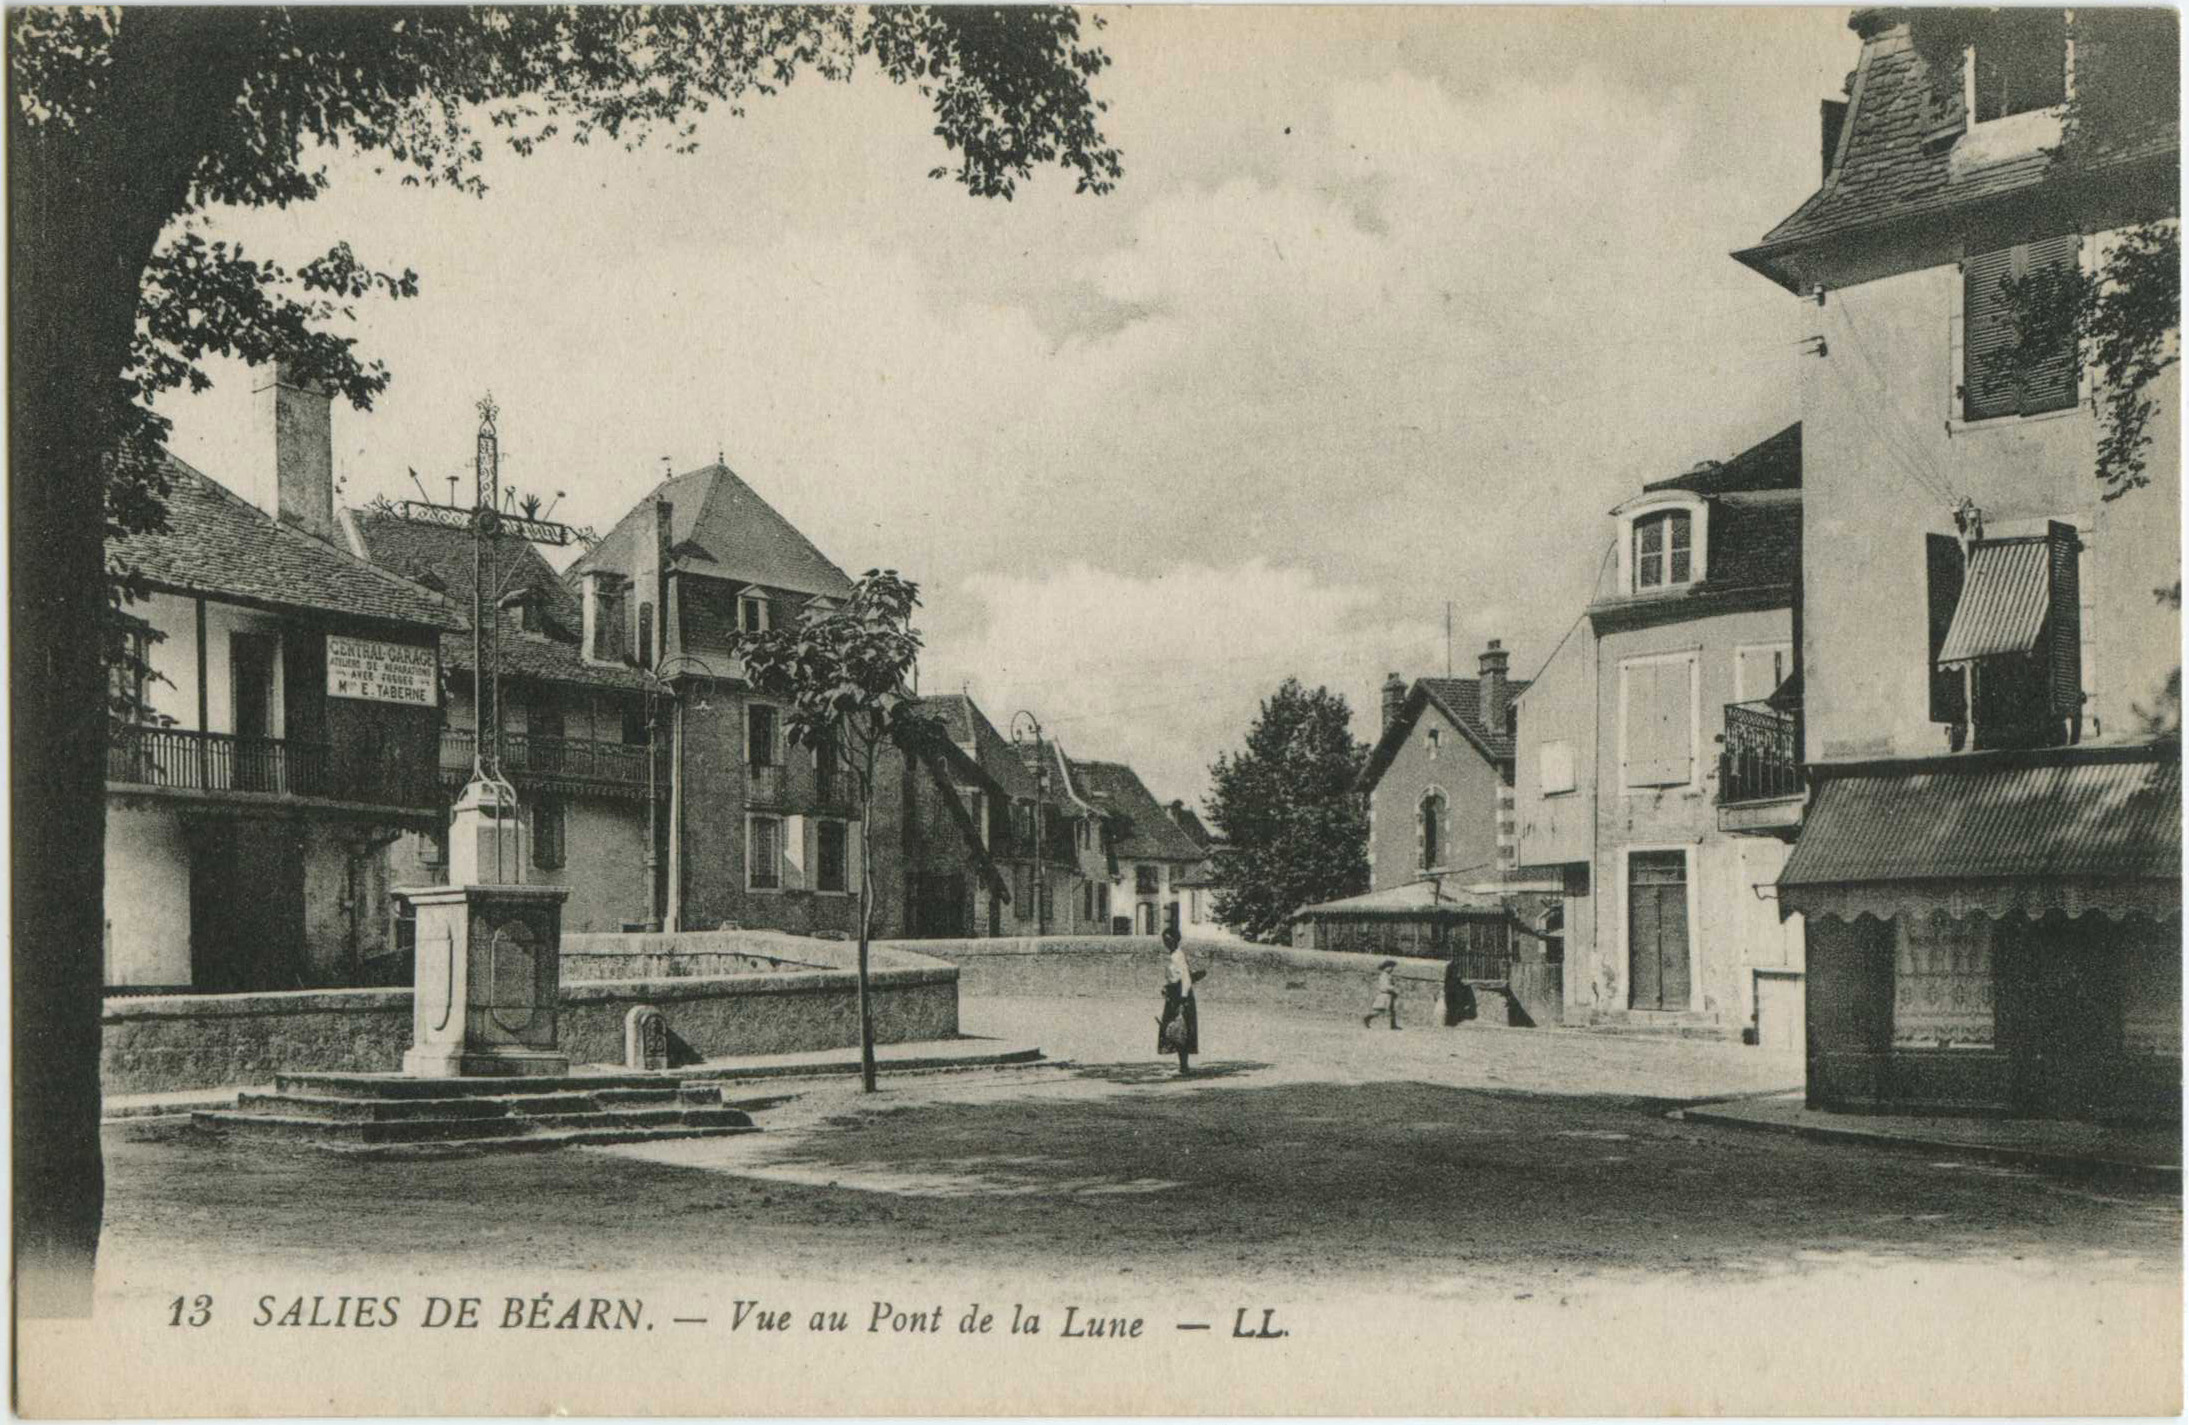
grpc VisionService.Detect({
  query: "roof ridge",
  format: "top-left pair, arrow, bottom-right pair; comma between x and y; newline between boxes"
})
683,460 -> 853,592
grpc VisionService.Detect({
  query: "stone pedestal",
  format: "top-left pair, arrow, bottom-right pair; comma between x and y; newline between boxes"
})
399,883 -> 572,1078
448,777 -> 527,887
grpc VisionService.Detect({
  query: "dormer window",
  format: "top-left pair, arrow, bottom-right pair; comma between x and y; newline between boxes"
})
1970,11 -> 2068,125
1614,495 -> 1708,596
1633,511 -> 1693,591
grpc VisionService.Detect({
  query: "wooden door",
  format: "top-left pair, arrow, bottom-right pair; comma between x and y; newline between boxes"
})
231,633 -> 279,791
1756,972 -> 1805,1057
1628,851 -> 1690,1011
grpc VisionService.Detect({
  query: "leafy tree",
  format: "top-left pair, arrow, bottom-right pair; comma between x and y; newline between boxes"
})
1205,679 -> 1370,944
730,571 -> 997,1094
9,6 -> 1117,1314
1923,8 -> 2183,500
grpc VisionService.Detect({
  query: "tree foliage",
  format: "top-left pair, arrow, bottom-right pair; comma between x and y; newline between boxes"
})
8,5 -> 1116,1312
1944,8 -> 2183,500
1205,679 -> 1370,944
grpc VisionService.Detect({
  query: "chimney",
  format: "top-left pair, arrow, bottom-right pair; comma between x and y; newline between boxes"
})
1478,640 -> 1510,733
581,571 -> 629,664
254,361 -> 337,542
1381,673 -> 1407,733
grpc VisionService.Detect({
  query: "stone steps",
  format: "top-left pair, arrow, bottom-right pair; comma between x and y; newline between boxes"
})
194,1072 -> 753,1153
1582,1011 -> 1734,1041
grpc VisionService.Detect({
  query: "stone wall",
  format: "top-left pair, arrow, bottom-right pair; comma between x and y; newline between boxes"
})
909,936 -> 1514,1027
104,931 -> 958,1096
103,988 -> 413,1095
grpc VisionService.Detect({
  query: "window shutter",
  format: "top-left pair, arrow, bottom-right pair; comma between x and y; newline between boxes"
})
1926,534 -> 1968,724
2046,521 -> 2083,720
1626,662 -> 1691,786
2019,235 -> 2082,415
1963,246 -> 2020,421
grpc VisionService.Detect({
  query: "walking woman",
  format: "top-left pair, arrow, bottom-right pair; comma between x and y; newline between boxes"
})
1157,926 -> 1207,1076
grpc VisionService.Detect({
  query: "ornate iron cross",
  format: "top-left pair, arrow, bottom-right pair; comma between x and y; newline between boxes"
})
383,395 -> 587,782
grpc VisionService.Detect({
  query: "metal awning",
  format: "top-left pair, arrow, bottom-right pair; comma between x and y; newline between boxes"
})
1937,539 -> 2050,664
1777,747 -> 2181,922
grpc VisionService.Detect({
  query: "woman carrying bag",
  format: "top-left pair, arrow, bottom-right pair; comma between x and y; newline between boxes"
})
1156,926 -> 1207,1076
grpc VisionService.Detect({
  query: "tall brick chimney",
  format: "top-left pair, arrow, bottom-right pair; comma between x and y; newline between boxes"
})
1381,673 -> 1407,733
1478,640 -> 1510,733
254,360 -> 336,542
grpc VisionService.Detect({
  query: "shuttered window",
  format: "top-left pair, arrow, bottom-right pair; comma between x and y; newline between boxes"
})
531,797 -> 566,870
1963,237 -> 2081,421
1927,524 -> 2083,746
2045,520 -> 2083,720
816,820 -> 848,892
1622,658 -> 1694,787
748,815 -> 782,890
1926,534 -> 1969,727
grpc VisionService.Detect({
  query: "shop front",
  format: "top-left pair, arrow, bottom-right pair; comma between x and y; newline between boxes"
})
1781,745 -> 2180,1122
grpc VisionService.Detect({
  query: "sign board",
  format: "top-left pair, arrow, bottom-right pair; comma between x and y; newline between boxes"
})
326,634 -> 438,706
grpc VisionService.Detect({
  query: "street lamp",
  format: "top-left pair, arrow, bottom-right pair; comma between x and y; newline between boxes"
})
1010,710 -> 1048,936
640,653 -> 716,933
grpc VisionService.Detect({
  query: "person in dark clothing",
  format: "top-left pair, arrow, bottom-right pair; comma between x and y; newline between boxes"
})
1443,955 -> 1478,1027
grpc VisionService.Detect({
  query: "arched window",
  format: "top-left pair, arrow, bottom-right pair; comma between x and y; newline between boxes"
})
1633,510 -> 1693,590
1420,791 -> 1446,871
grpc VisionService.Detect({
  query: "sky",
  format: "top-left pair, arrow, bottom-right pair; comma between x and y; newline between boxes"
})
162,6 -> 1857,811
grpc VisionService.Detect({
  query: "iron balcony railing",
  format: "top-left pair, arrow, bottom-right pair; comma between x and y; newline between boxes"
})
108,723 -> 438,809
1718,700 -> 1801,805
440,729 -> 654,787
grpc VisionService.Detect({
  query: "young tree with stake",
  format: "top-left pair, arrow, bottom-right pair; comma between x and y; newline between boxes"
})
730,570 -> 993,1093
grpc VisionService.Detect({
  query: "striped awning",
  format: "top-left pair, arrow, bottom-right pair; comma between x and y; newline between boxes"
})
1937,538 -> 2050,664
1777,747 -> 2181,922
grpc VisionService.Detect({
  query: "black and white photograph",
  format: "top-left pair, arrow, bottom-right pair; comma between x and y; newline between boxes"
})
9,4 -> 2183,1415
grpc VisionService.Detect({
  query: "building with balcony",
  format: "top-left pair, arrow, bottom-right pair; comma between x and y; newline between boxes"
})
567,463 -> 997,939
346,507 -> 658,936
103,428 -> 460,992
1512,424 -> 1808,1047
1735,8 -> 2180,1119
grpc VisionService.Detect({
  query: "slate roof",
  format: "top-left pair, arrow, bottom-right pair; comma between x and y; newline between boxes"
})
1358,672 -> 1529,796
349,508 -> 651,692
1736,12 -> 2179,289
1067,759 -> 1207,863
1704,495 -> 1804,595
1642,423 -> 1802,497
569,463 -> 855,600
1167,803 -> 1214,851
1600,425 -> 1802,613
109,456 -> 459,631
918,693 -> 1042,801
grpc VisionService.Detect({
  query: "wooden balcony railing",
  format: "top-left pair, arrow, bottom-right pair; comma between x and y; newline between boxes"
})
440,729 -> 654,787
108,724 -> 438,809
1718,700 -> 1801,805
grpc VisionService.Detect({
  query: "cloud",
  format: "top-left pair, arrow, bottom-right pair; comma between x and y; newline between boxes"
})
154,11 -> 1854,811
925,559 -> 1443,806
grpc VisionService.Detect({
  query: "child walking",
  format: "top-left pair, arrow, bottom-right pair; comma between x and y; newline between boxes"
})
1363,959 -> 1401,1030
